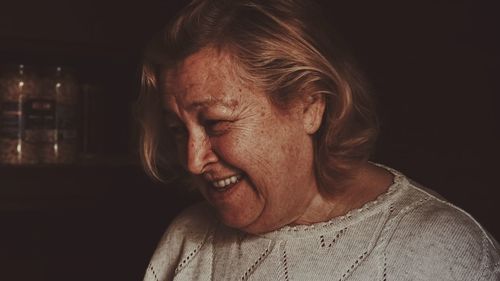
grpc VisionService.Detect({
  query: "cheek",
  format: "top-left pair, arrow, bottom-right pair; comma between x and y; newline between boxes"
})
211,125 -> 271,166
210,134 -> 253,169
212,128 -> 286,191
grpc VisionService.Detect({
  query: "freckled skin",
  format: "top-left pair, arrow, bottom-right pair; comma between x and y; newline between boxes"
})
163,48 -> 325,234
162,48 -> 393,234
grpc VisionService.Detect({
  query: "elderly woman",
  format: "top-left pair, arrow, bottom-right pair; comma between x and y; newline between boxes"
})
138,0 -> 499,280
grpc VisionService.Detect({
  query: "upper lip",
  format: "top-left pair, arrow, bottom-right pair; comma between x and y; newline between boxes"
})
204,173 -> 242,182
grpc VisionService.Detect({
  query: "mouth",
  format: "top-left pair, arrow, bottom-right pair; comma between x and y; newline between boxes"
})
210,174 -> 244,192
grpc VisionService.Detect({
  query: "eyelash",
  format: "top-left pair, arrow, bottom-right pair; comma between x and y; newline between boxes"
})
166,120 -> 231,139
204,120 -> 231,136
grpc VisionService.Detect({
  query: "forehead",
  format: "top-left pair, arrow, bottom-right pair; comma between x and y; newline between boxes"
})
162,48 -> 248,111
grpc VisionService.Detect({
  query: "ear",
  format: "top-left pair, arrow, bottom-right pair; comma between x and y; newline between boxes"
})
301,93 -> 325,134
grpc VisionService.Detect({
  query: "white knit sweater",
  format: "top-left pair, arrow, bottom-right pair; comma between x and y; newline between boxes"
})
143,168 -> 500,281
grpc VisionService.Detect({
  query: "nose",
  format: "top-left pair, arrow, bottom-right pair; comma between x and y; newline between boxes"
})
186,129 -> 218,175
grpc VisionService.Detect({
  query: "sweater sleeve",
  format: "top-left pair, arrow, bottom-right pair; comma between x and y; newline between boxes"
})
143,203 -> 216,281
386,197 -> 500,281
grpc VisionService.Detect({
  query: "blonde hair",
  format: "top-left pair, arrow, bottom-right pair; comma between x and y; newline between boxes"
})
138,0 -> 379,194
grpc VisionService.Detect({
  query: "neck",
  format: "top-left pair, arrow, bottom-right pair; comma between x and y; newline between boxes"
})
292,162 -> 394,225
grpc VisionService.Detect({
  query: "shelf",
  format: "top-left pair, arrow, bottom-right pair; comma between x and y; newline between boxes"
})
0,155 -> 199,212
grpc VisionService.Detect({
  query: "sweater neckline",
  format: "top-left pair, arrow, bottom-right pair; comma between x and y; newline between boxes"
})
256,164 -> 407,240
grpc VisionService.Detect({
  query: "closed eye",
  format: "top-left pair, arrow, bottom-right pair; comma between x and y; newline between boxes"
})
204,120 -> 232,136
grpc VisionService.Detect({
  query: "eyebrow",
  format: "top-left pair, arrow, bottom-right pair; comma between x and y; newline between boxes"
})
161,97 -> 240,118
186,97 -> 239,111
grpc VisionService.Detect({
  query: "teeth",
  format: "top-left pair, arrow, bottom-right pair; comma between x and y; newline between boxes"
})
230,176 -> 237,183
212,174 -> 241,189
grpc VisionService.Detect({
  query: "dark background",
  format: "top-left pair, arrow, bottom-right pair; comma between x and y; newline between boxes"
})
0,0 -> 498,280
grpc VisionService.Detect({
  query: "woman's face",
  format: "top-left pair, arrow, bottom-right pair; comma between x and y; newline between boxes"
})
162,48 -> 321,234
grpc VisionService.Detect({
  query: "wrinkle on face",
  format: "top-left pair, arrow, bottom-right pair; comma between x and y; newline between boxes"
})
160,47 -> 323,233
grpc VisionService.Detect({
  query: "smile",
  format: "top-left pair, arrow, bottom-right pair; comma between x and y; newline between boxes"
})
211,174 -> 243,191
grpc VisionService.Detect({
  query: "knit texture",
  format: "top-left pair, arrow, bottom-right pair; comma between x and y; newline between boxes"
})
143,167 -> 500,281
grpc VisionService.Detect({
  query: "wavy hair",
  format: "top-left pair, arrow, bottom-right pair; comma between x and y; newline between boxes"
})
138,0 -> 379,194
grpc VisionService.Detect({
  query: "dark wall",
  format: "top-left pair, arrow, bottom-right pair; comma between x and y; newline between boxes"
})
0,1 -> 498,281
321,0 -> 500,239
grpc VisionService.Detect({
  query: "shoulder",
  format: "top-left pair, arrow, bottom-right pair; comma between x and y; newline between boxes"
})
155,201 -> 217,255
165,201 -> 218,238
144,202 -> 218,281
385,179 -> 500,280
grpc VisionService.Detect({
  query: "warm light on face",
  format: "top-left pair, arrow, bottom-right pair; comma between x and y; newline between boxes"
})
162,48 -> 317,233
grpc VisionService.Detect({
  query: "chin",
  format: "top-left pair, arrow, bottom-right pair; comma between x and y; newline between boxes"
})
220,214 -> 278,235
217,211 -> 251,228
215,208 -> 261,233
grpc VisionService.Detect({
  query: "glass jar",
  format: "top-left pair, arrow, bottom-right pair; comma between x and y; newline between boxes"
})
0,64 -> 40,165
39,66 -> 79,164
